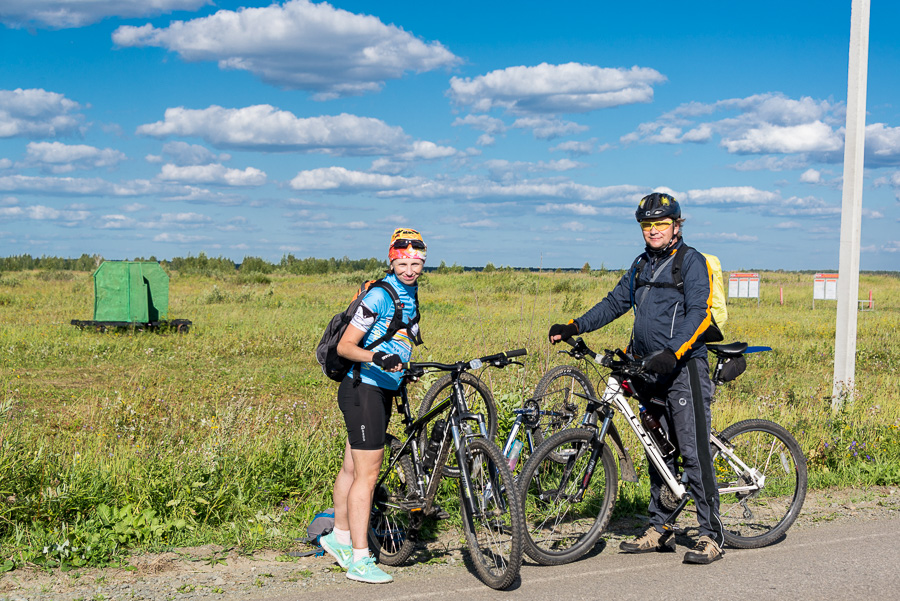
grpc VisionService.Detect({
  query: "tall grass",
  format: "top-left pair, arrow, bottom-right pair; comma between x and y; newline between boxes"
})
1,268 -> 898,569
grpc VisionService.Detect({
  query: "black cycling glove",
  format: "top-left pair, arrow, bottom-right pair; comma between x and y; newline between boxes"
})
372,351 -> 402,371
548,322 -> 578,343
644,349 -> 677,375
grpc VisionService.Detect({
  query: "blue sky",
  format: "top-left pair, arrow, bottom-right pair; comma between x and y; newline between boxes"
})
1,0 -> 898,270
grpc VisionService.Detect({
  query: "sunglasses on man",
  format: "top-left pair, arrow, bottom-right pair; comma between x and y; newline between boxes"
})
639,219 -> 673,232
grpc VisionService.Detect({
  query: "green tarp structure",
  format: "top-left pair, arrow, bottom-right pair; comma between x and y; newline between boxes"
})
92,261 -> 169,323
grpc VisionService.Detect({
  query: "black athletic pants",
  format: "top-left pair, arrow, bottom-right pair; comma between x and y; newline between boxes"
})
645,355 -> 725,547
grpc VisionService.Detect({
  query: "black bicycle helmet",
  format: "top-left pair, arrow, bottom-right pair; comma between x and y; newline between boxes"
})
635,192 -> 681,221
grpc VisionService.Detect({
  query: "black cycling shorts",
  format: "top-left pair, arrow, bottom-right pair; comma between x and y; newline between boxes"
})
337,378 -> 395,450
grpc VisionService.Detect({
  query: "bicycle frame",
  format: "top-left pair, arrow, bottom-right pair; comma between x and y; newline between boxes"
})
594,375 -> 688,503
377,371 -> 493,520
581,373 -> 768,519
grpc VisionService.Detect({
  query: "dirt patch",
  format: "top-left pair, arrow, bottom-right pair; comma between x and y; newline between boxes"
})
2,486 -> 897,601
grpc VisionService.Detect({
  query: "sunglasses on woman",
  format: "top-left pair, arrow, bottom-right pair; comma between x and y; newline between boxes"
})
391,238 -> 426,250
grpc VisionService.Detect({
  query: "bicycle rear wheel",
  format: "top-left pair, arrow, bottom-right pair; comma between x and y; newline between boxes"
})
714,419 -> 807,549
368,436 -> 418,565
519,428 -> 617,565
418,372 -> 498,478
459,437 -> 523,590
531,365 -> 595,450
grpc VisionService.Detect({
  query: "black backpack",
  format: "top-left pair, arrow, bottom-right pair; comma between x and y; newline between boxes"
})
315,278 -> 422,382
629,245 -> 724,343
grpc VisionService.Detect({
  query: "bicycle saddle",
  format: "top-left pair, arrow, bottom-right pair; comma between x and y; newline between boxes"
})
707,341 -> 748,356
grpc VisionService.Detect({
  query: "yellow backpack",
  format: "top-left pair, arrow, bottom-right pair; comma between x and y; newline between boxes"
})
702,253 -> 728,328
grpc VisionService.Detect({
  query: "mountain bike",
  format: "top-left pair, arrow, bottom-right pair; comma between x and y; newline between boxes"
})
519,337 -> 807,566
367,348 -> 527,590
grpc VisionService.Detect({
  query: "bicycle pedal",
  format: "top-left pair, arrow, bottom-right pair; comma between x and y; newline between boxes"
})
399,499 -> 427,512
429,506 -> 451,520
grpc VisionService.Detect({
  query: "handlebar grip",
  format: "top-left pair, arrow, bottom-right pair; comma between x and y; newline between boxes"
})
504,348 -> 527,358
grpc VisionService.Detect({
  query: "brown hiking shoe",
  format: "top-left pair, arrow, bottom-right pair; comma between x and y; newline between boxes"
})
619,527 -> 675,554
683,536 -> 724,564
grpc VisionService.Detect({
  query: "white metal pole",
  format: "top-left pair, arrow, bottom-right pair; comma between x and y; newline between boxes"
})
832,0 -> 870,410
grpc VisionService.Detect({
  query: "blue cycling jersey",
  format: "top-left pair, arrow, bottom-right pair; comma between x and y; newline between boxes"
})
347,273 -> 419,390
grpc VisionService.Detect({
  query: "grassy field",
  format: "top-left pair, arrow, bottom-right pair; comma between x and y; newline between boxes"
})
1,267 -> 899,570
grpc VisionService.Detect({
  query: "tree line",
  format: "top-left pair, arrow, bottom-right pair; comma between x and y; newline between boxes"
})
0,253 -> 394,275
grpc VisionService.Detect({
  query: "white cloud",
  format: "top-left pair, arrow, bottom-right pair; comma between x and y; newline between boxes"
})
0,158 -> 11,170
23,141 -> 126,173
459,219 -> 498,228
153,232 -> 211,243
477,134 -> 495,147
448,63 -> 665,114
800,168 -> 822,183
511,116 -> 589,140
148,141 -> 229,166
865,123 -> 900,166
730,156 -> 810,171
289,220 -> 368,230
0,203 -> 89,221
137,105 -> 410,155
97,214 -> 137,229
0,0 -> 209,29
549,139 -> 607,156
683,186 -> 780,206
397,141 -> 458,161
691,232 -> 759,243
622,93 -> 846,156
122,203 -> 147,212
289,167 -> 418,191
559,221 -> 586,232
774,221 -> 801,229
159,212 -> 212,224
766,195 -> 840,217
283,208 -> 329,222
452,115 -> 507,135
158,163 -> 267,187
0,173 -> 243,205
721,121 -> 842,154
113,0 -> 459,99
536,203 -> 600,216
483,158 -> 585,182
0,88 -> 83,138
0,174 -> 144,196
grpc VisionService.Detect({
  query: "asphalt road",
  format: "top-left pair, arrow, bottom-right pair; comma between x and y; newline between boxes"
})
264,516 -> 900,601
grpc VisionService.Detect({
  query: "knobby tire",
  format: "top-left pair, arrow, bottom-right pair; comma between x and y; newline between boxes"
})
520,427 -> 617,565
715,419 -> 807,549
459,437 -> 524,590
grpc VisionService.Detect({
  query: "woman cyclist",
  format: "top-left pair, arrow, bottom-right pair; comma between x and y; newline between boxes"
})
320,228 -> 426,583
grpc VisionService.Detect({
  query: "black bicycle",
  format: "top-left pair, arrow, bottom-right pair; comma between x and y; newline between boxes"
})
520,337 -> 807,565
368,348 -> 527,590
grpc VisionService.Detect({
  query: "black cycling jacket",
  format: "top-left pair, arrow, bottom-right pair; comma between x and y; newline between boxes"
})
573,238 -> 714,361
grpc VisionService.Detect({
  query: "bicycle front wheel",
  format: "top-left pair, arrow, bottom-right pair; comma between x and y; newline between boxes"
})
714,419 -> 807,549
418,372 -> 498,478
531,365 -> 595,450
459,437 -> 524,590
369,436 -> 418,566
519,428 -> 617,565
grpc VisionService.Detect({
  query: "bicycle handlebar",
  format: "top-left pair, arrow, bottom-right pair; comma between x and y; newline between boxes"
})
403,348 -> 527,376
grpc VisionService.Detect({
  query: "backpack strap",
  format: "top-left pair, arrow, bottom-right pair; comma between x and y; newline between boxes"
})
351,278 -> 422,387
360,280 -> 422,350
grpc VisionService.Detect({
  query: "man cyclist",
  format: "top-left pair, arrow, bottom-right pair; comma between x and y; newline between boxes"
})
549,192 -> 725,564
320,228 -> 426,583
